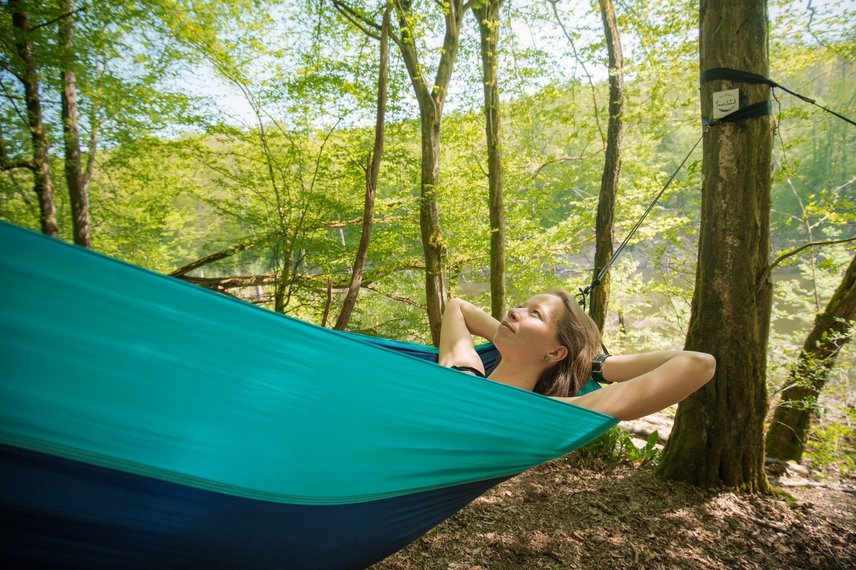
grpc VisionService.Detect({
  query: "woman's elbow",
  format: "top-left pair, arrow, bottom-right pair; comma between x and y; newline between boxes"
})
689,351 -> 716,385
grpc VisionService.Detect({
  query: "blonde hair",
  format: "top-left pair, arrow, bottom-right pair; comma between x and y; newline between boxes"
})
533,289 -> 602,397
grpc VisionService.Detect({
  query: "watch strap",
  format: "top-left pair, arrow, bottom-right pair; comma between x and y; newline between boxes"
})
591,353 -> 609,382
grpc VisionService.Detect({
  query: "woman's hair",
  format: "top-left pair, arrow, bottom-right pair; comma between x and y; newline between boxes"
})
532,288 -> 602,398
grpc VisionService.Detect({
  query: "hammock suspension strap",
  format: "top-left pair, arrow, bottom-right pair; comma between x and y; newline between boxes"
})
700,67 -> 856,128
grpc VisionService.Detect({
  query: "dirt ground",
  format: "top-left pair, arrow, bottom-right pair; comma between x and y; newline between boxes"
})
371,431 -> 855,569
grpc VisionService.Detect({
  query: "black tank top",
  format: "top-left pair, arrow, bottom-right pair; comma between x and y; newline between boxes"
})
451,365 -> 486,378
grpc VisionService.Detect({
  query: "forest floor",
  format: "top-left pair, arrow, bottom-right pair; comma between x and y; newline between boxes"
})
371,414 -> 855,570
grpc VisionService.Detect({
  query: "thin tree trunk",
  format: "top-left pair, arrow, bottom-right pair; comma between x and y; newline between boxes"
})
334,6 -> 390,330
9,0 -> 57,236
394,0 -> 467,345
591,0 -> 624,332
59,0 -> 90,247
475,0 -> 506,320
417,112 -> 447,344
766,252 -> 856,461
274,246 -> 291,313
658,0 -> 774,492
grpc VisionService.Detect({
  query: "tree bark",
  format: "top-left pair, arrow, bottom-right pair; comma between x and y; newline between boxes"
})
766,252 -> 856,461
274,246 -> 291,313
474,0 -> 506,320
393,0 -> 468,345
59,0 -> 90,247
9,0 -> 58,237
334,6 -> 389,330
658,0 -> 774,492
591,0 -> 624,332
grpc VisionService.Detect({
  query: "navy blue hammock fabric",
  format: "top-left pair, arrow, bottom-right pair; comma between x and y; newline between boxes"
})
0,221 -> 617,569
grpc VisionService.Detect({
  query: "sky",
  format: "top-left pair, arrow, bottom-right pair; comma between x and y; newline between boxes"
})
184,0 -> 853,130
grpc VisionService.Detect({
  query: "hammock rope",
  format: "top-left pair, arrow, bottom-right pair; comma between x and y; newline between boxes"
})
578,66 -> 854,337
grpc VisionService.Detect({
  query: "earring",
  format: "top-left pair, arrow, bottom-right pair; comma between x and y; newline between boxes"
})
543,355 -> 550,362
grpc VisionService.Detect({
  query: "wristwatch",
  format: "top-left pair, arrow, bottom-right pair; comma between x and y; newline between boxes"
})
591,353 -> 610,382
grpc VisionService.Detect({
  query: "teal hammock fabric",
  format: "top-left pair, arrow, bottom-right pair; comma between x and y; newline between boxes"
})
0,221 -> 617,569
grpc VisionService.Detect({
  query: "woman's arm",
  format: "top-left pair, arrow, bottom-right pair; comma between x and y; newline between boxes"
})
560,351 -> 716,421
597,351 -> 692,383
438,299 -> 500,372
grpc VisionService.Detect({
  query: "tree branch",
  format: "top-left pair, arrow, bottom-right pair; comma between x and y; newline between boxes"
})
31,4 -> 87,32
178,274 -> 277,290
0,76 -> 28,126
170,240 -> 257,277
0,158 -> 35,171
331,0 -> 402,45
178,272 -> 375,293
364,282 -> 423,308
391,0 -> 440,117
548,0 -> 605,144
531,155 -> 585,179
770,237 -> 856,271
0,57 -> 24,83
331,0 -> 381,41
176,263 -> 428,313
0,124 -> 34,171
759,236 -> 856,288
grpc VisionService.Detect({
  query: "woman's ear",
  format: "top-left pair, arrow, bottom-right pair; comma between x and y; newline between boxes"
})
550,345 -> 568,362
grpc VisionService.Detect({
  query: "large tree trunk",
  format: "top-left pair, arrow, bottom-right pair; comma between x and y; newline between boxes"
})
658,0 -> 773,492
591,0 -> 624,332
10,0 -> 58,237
334,6 -> 389,330
59,0 -> 91,248
475,0 -> 506,320
766,252 -> 856,461
394,0 -> 468,344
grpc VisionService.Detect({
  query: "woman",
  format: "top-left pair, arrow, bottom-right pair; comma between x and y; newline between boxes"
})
438,290 -> 716,421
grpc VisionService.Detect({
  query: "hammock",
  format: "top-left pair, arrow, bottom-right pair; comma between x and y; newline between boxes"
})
0,221 -> 617,569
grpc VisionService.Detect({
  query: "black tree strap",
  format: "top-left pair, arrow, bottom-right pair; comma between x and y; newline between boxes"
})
701,67 -> 856,127
700,67 -> 771,85
702,100 -> 773,127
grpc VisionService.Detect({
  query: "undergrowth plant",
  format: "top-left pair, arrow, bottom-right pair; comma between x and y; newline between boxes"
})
804,407 -> 856,479
575,426 -> 661,467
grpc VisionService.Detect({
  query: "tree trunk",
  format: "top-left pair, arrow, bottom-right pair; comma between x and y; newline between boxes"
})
416,110 -> 447,344
274,244 -> 292,313
475,0 -> 506,320
59,0 -> 90,248
766,252 -> 856,461
394,0 -> 467,345
591,0 -> 624,332
658,0 -> 773,492
9,0 -> 57,237
334,6 -> 389,330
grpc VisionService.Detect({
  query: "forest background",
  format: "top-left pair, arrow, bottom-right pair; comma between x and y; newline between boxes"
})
1,0 -> 854,475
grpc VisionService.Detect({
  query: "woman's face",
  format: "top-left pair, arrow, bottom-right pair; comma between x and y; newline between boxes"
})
493,294 -> 568,363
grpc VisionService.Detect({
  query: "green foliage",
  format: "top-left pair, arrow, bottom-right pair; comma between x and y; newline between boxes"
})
575,426 -> 662,466
0,1 -> 851,429
804,408 -> 856,479
768,247 -> 855,396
